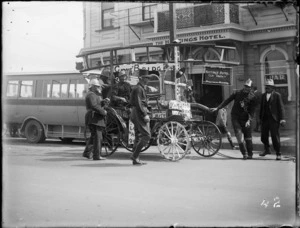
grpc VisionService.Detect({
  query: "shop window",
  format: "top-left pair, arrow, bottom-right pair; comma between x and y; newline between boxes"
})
20,80 -> 33,98
6,80 -> 19,97
102,3 -> 114,29
264,50 -> 289,103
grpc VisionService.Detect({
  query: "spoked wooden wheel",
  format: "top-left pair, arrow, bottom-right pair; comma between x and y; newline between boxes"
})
157,121 -> 190,161
101,112 -> 121,157
191,121 -> 222,157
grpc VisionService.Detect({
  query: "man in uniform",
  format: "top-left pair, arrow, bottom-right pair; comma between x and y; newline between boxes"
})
82,79 -> 109,160
111,70 -> 132,107
129,73 -> 153,165
211,79 -> 256,159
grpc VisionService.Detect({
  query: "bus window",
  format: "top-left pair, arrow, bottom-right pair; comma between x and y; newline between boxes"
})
61,80 -> 68,98
52,80 -> 60,98
6,80 -> 19,97
35,80 -> 43,98
76,79 -> 87,98
42,80 -> 51,98
20,80 -> 33,98
69,79 -> 76,98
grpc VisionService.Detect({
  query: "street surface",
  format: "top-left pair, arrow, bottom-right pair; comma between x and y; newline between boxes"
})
2,137 -> 297,227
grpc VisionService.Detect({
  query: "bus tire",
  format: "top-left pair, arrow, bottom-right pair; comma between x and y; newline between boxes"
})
24,120 -> 45,143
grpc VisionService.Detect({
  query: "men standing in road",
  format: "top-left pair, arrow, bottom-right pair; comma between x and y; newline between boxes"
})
129,73 -> 152,165
259,79 -> 286,160
83,79 -> 108,160
211,79 -> 256,159
111,70 -> 132,107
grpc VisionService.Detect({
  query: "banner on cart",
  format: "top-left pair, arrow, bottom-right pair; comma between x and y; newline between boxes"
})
169,100 -> 192,119
128,120 -> 135,145
203,66 -> 232,85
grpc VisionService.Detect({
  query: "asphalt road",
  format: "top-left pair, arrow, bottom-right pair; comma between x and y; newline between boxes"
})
2,137 -> 298,227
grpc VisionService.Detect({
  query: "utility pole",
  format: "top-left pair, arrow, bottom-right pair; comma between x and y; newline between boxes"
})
169,2 -> 180,100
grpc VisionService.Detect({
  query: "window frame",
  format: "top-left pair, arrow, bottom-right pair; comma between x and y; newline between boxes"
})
19,80 -> 34,98
102,7 -> 115,29
260,47 -> 291,103
142,3 -> 154,21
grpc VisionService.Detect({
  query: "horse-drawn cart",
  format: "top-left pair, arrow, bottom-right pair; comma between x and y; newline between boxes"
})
77,44 -> 223,161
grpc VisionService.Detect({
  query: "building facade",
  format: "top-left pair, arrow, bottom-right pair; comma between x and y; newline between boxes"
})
78,2 -> 298,129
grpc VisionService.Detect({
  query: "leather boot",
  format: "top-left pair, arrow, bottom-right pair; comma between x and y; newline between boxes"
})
83,144 -> 93,159
245,140 -> 253,159
259,145 -> 271,156
238,143 -> 247,159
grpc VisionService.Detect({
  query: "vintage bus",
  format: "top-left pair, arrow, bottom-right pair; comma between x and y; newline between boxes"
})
3,71 -> 90,143
2,69 -> 160,144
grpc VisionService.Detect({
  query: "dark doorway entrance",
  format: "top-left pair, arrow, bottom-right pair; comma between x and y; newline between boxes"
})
191,73 -> 223,122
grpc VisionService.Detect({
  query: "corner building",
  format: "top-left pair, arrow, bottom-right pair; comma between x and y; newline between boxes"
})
78,2 -> 298,130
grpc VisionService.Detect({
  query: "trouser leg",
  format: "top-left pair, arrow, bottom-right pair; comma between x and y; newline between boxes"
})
92,126 -> 103,159
83,136 -> 93,158
261,119 -> 270,152
226,132 -> 235,148
243,123 -> 253,157
232,117 -> 245,155
131,109 -> 151,160
269,120 -> 281,155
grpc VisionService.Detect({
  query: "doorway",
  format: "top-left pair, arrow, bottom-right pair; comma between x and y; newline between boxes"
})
191,73 -> 223,122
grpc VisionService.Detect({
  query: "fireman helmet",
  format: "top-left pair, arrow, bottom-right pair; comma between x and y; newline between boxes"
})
89,79 -> 102,88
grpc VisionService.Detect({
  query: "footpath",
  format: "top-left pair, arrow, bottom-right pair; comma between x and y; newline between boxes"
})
221,128 -> 297,157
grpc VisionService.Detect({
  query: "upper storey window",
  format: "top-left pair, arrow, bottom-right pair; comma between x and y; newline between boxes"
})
102,3 -> 115,29
142,3 -> 154,21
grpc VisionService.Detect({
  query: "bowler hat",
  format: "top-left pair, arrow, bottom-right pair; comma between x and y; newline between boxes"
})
265,79 -> 274,86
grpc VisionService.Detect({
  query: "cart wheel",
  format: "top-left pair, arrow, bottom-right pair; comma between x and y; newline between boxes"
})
101,111 -> 121,157
191,121 -> 222,157
157,121 -> 190,161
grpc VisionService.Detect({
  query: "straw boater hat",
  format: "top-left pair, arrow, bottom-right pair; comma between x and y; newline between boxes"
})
265,79 -> 274,86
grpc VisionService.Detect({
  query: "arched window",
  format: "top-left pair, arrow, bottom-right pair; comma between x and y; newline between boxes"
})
264,50 -> 289,103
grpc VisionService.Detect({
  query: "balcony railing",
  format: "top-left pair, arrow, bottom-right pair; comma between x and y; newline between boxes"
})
157,4 -> 239,32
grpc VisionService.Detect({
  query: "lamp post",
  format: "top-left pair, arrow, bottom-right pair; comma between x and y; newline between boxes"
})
169,2 -> 180,101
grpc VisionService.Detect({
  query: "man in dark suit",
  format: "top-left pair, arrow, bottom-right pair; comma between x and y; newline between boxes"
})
111,70 -> 132,107
83,79 -> 109,160
129,73 -> 153,165
259,79 -> 286,160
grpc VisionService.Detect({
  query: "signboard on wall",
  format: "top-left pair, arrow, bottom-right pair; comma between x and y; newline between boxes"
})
265,74 -> 288,84
203,66 -> 232,85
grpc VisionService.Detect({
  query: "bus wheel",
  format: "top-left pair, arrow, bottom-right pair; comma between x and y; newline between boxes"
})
24,120 -> 45,143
